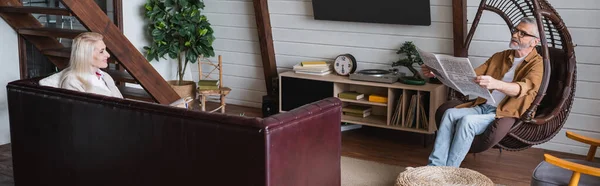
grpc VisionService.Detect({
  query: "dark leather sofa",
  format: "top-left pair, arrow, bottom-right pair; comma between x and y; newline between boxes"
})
7,78 -> 342,186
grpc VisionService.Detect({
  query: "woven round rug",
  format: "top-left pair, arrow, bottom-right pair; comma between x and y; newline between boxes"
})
395,166 -> 494,186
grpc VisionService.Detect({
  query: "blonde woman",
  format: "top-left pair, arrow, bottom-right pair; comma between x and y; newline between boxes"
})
57,32 -> 123,98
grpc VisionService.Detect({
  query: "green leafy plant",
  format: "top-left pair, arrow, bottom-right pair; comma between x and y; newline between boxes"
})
143,0 -> 216,85
392,41 -> 423,80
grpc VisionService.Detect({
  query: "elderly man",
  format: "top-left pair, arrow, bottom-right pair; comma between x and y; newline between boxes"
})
423,17 -> 544,167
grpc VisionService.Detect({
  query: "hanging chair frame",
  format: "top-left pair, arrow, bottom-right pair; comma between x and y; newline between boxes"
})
449,0 -> 577,151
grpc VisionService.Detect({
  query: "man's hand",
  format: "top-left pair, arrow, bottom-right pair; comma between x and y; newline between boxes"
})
474,75 -> 505,90
421,64 -> 435,78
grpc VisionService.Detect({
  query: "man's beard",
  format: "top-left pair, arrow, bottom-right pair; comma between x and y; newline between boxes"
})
509,38 -> 532,49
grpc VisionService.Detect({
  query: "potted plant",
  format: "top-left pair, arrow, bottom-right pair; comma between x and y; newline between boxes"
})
392,41 -> 427,85
143,0 -> 216,98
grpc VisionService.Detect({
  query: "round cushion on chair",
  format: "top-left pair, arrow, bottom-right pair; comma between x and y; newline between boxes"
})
396,166 -> 494,186
531,159 -> 600,186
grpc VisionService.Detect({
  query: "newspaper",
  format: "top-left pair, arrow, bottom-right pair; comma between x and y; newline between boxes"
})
417,48 -> 495,103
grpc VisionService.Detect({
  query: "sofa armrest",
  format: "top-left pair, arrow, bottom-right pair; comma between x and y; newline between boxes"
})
262,97 -> 342,186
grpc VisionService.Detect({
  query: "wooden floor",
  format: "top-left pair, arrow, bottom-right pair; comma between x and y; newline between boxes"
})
341,127 -> 586,186
0,103 -> 587,185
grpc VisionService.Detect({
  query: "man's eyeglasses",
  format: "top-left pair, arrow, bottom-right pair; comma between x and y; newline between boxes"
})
512,28 -> 538,38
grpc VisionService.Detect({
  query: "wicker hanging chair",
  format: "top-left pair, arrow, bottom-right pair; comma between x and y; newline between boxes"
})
435,0 -> 577,153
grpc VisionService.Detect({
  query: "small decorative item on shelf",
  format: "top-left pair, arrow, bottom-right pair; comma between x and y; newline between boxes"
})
338,91 -> 365,100
333,54 -> 357,76
368,94 -> 388,103
293,61 -> 331,76
392,41 -> 426,85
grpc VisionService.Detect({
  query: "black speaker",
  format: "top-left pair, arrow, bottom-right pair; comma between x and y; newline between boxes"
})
262,95 -> 279,117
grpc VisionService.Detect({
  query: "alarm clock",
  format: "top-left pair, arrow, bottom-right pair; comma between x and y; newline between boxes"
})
333,54 -> 357,76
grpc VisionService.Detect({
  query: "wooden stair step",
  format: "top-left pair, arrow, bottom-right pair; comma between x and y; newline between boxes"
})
0,6 -> 71,16
42,47 -> 118,64
41,47 -> 71,58
104,68 -> 137,84
18,27 -> 85,39
118,86 -> 154,102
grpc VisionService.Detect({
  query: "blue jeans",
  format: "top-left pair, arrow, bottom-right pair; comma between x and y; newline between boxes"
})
428,104 -> 497,167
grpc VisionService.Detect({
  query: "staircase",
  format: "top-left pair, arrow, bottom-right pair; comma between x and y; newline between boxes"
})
0,0 -> 180,104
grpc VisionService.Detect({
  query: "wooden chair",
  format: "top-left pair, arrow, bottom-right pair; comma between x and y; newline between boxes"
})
531,131 -> 600,186
196,55 -> 231,113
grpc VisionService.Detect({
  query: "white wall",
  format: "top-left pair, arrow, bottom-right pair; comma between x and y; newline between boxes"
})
0,19 -> 21,145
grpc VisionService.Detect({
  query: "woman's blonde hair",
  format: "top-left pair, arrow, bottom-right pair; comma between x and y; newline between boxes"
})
59,32 -> 104,89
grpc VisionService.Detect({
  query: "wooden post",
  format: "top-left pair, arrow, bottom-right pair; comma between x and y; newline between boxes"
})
452,0 -> 468,57
253,0 -> 277,96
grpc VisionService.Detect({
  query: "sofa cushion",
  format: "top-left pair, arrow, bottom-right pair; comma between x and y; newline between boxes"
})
38,71 -> 63,88
531,159 -> 600,186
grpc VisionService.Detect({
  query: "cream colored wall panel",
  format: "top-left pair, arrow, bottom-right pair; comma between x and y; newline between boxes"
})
535,142 -> 600,158
270,15 -> 454,39
544,129 -> 600,148
205,50 -> 263,67
204,0 -> 254,15
577,64 -> 600,82
195,64 -> 264,80
273,41 -> 397,64
575,47 -> 600,65
213,39 -> 260,54
226,88 -> 266,103
272,28 -> 453,53
226,98 -> 262,109
213,26 -> 258,41
572,98 -> 600,116
563,113 -> 600,132
575,81 -> 600,100
204,13 -> 256,28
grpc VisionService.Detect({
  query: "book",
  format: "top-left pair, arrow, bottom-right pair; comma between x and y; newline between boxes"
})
198,85 -> 219,90
343,111 -> 371,118
342,105 -> 372,114
338,91 -> 365,100
301,61 -> 327,67
368,94 -> 388,103
294,70 -> 331,76
293,64 -> 330,72
198,80 -> 219,86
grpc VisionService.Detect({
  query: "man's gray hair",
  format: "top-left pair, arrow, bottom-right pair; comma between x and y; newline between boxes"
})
519,17 -> 540,37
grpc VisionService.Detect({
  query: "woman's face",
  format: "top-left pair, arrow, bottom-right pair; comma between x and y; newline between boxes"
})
91,40 -> 110,69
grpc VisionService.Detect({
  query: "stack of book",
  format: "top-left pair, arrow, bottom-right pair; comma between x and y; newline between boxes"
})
342,105 -> 372,118
198,80 -> 219,90
293,61 -> 331,76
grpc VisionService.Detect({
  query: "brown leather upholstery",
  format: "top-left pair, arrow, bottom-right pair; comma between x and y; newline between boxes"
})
435,100 -> 516,153
7,78 -> 342,186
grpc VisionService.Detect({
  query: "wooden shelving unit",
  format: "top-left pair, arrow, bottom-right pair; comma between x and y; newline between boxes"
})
279,71 -> 447,134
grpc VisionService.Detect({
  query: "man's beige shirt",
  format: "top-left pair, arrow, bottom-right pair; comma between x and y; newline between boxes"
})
456,49 -> 544,118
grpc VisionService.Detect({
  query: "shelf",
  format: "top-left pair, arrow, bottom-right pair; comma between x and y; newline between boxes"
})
339,98 -> 387,107
342,115 -> 433,134
342,114 -> 386,126
280,71 -> 444,92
